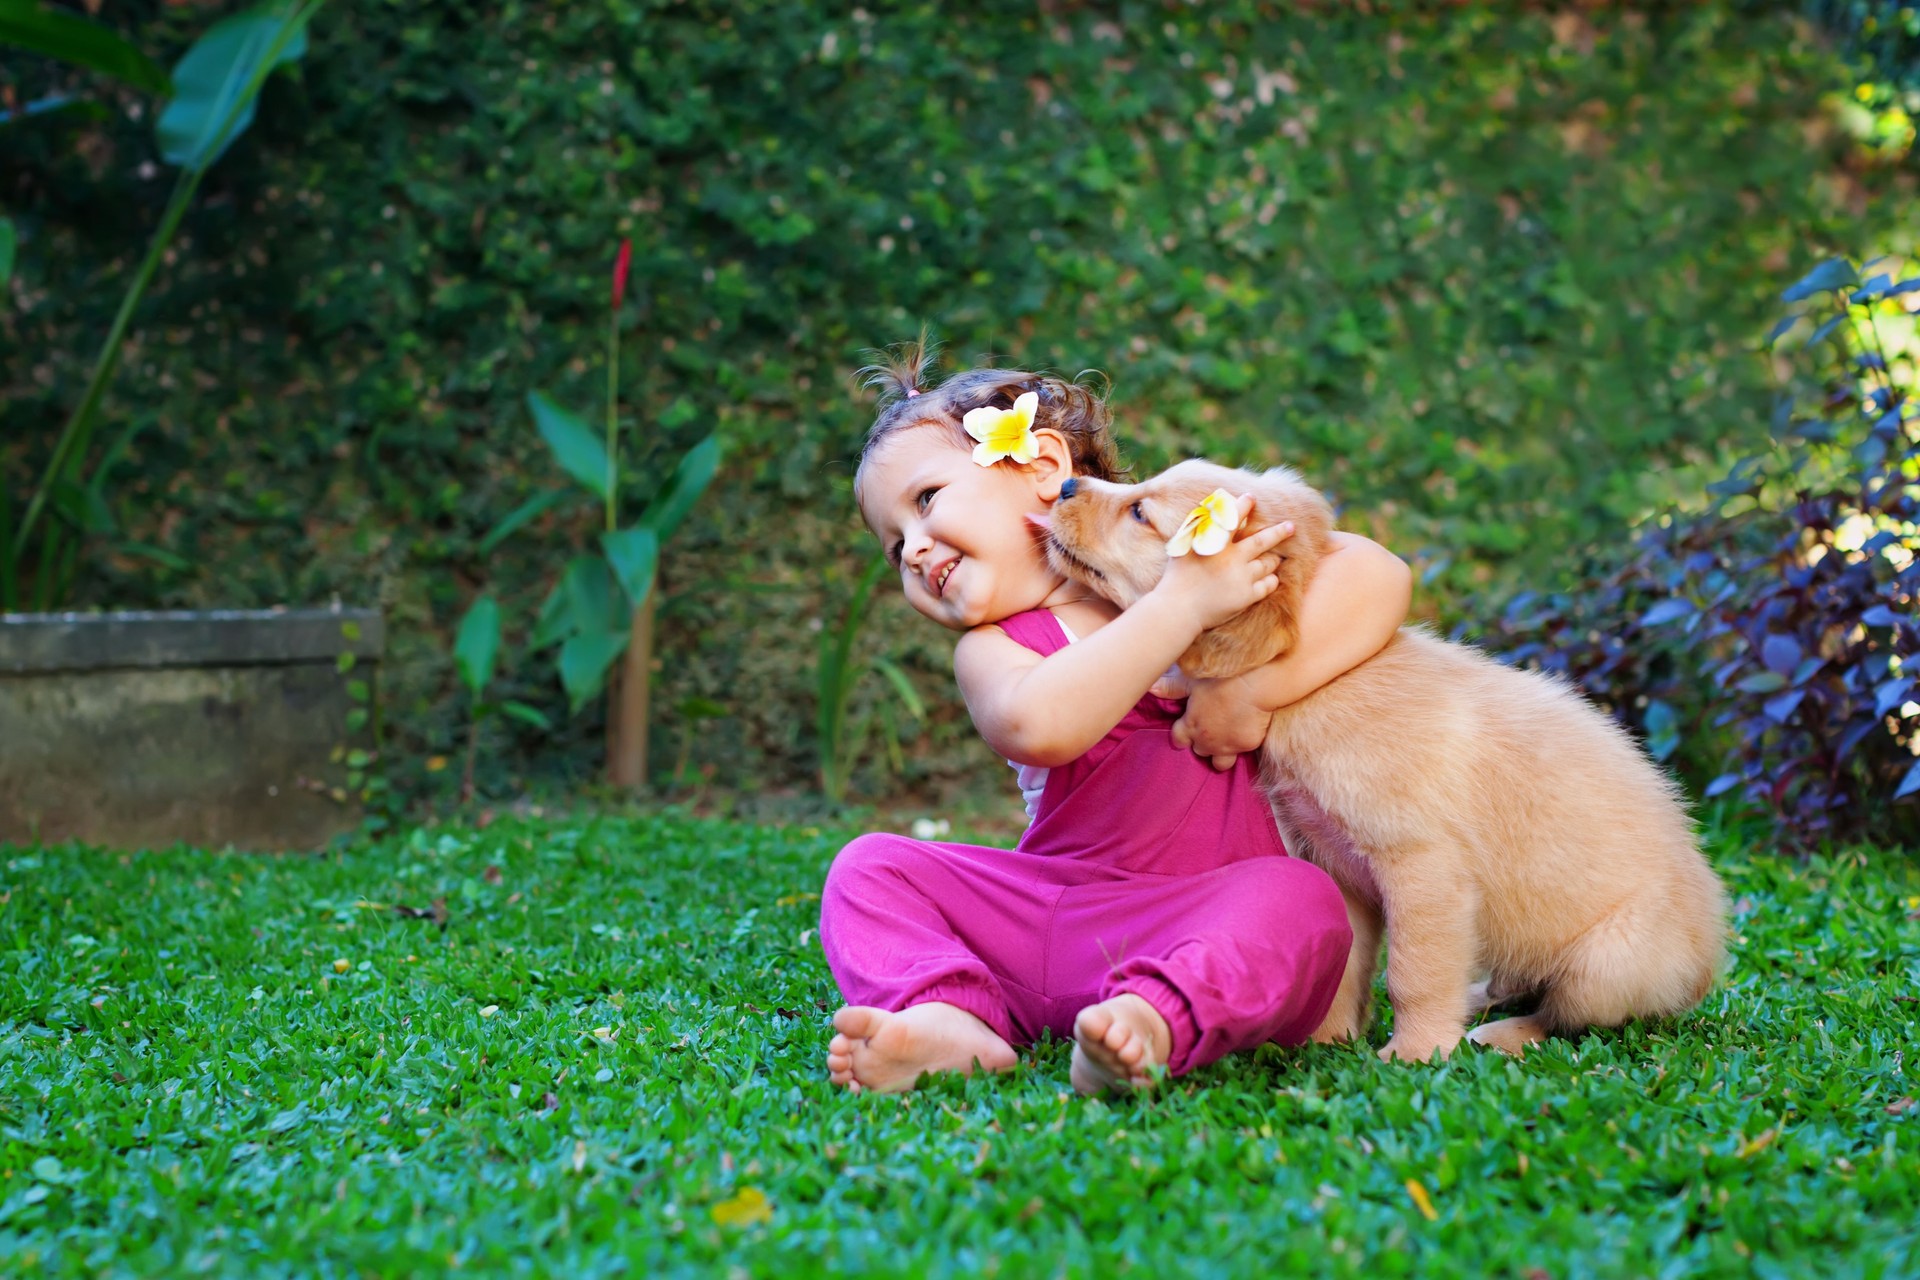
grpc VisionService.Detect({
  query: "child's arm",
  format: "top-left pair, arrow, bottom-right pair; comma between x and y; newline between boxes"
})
955,504 -> 1296,769
1170,532 -> 1411,768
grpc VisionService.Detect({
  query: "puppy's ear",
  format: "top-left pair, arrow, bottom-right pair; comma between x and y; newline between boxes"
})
1177,470 -> 1337,680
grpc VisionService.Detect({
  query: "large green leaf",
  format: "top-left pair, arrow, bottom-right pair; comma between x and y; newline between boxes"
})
529,580 -> 572,651
478,488 -> 571,556
0,3 -> 172,94
601,527 -> 657,609
453,595 -> 501,697
155,3 -> 312,173
528,392 -> 612,502
558,629 -> 629,713
0,216 -> 13,289
559,554 -> 620,638
640,433 -> 722,544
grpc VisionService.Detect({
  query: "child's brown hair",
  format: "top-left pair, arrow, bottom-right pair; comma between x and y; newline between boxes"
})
856,337 -> 1129,483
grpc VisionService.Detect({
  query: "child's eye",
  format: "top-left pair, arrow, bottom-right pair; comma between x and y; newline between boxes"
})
888,540 -> 904,568
917,487 -> 938,511
1130,501 -> 1148,524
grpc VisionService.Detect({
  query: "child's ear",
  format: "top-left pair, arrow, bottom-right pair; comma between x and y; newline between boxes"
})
1029,428 -> 1075,501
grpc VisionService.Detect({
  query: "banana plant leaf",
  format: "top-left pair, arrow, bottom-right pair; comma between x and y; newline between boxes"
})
156,3 -> 312,173
0,3 -> 171,94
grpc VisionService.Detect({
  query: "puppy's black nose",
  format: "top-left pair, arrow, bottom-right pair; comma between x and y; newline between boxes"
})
1058,477 -> 1078,500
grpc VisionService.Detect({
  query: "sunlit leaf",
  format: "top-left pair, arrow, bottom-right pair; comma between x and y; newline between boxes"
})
711,1186 -> 773,1228
1780,258 -> 1857,302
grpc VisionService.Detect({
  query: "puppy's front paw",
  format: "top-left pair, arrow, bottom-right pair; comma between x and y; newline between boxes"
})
1378,1031 -> 1462,1064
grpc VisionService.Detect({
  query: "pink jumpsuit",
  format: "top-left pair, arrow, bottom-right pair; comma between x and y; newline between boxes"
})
819,608 -> 1353,1076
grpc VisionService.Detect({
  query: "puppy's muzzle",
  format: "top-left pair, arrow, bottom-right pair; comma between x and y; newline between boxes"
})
1058,477 -> 1079,500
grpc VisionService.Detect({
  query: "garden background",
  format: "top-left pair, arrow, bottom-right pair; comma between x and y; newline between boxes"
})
7,0 -> 1915,828
4,3 -> 1920,1276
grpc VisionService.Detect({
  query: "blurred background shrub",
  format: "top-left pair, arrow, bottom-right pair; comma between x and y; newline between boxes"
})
1,1 -> 1913,824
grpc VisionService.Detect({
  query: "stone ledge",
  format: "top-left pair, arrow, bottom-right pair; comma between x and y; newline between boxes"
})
0,608 -> 384,675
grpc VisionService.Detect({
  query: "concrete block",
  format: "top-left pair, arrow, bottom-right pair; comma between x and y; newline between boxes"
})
0,609 -> 382,850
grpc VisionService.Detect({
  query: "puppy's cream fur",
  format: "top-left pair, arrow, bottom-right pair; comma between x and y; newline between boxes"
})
1045,459 -> 1728,1061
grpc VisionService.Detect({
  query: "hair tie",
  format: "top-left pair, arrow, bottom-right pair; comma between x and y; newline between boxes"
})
905,388 -> 921,398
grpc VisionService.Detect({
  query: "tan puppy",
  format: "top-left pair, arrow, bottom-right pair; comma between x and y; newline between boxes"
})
1044,459 -> 1728,1062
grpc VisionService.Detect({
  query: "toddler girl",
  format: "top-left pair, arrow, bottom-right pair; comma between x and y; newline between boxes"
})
822,347 -> 1411,1094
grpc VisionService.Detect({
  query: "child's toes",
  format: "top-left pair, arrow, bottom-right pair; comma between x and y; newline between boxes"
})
832,1005 -> 887,1040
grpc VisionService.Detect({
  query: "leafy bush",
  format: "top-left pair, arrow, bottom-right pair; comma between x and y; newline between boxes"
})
1464,257 -> 1919,849
1,3 -> 1906,808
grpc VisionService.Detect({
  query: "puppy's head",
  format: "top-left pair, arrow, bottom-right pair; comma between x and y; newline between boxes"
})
1042,458 -> 1335,679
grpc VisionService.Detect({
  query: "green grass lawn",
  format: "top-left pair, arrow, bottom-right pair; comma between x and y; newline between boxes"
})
1,814 -> 1916,1278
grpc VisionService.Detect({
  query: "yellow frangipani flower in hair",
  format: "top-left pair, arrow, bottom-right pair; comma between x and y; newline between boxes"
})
962,392 -> 1041,467
1166,488 -> 1245,557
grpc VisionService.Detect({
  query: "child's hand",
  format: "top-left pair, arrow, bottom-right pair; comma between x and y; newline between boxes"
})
1171,672 -> 1275,770
1152,498 -> 1296,631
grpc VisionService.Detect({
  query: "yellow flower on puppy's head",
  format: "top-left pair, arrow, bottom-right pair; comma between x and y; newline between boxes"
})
963,391 -> 1041,467
1167,488 -> 1246,557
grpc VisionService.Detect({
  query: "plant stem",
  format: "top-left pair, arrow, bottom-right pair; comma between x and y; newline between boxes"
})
12,169 -> 198,566
11,0 -> 325,585
462,705 -> 479,805
605,305 -> 619,533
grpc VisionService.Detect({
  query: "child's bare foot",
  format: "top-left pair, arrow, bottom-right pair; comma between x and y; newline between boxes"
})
825,1003 -> 1018,1094
1071,993 -> 1171,1095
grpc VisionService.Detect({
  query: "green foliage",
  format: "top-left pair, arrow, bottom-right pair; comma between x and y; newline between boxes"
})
512,355 -> 718,724
1801,0 -> 1920,91
1,3 -> 1907,806
3,0 -> 320,612
0,816 -> 1915,1274
452,592 -> 500,696
528,391 -> 613,504
1460,254 -> 1920,849
153,4 -> 312,171
815,556 -> 923,804
0,1 -> 171,95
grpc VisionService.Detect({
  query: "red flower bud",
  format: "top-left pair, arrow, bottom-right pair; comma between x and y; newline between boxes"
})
611,238 -> 633,311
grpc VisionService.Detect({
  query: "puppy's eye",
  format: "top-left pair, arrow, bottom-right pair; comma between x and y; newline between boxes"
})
1130,501 -> 1148,525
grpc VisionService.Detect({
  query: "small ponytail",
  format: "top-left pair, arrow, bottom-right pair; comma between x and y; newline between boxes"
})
855,336 -> 1129,483
857,330 -> 940,409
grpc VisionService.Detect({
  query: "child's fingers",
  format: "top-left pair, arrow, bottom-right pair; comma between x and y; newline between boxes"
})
1239,518 -> 1296,556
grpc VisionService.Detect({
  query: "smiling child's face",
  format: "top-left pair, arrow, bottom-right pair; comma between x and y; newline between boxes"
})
857,424 -> 1070,632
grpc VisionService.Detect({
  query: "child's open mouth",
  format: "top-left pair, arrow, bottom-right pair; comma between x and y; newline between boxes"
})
934,559 -> 958,597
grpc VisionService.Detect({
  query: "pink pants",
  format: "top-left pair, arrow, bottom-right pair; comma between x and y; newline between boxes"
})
819,834 -> 1353,1076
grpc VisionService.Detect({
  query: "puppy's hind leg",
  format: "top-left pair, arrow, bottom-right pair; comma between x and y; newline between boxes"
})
1482,871 -> 1725,1056
1309,891 -> 1383,1045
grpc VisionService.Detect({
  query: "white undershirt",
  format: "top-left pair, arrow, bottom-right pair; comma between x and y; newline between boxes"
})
1008,618 -> 1076,822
